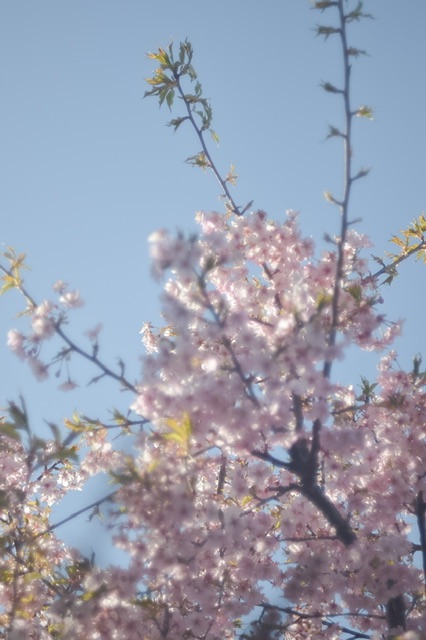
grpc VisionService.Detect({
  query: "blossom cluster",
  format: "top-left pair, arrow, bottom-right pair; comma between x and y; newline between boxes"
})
7,282 -> 86,387
2,210 -> 425,639
124,211 -> 424,638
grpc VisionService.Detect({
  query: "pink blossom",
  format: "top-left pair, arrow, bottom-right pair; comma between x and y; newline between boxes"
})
53,279 -> 68,293
31,299 -> 56,339
84,322 -> 103,341
139,321 -> 158,353
59,289 -> 84,308
3,206 -> 426,639
37,474 -> 64,506
31,314 -> 55,339
7,329 -> 26,360
28,355 -> 49,380
58,379 -> 78,391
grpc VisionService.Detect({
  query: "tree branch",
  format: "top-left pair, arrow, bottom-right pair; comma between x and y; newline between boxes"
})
415,490 -> 426,594
0,261 -> 138,393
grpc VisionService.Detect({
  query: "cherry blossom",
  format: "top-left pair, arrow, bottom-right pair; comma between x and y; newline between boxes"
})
7,329 -> 26,360
2,206 -> 426,640
58,289 -> 84,309
1,3 -> 426,637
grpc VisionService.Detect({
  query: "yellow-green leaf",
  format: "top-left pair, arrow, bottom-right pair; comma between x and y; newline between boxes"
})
241,495 -> 253,507
163,412 -> 192,452
346,284 -> 362,302
356,105 -> 374,119
0,423 -> 22,441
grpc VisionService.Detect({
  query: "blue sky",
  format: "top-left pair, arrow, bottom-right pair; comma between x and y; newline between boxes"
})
1,2 -> 426,560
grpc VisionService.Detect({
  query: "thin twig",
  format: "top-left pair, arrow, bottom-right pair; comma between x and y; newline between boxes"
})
33,490 -> 117,540
323,0 -> 354,380
370,239 -> 426,281
0,262 -> 138,393
171,69 -> 242,216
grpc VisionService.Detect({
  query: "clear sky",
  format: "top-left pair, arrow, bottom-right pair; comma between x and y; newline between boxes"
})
1,2 -> 426,560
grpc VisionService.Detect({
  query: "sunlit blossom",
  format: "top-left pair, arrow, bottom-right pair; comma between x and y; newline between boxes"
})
7,329 -> 27,360
59,289 -> 84,308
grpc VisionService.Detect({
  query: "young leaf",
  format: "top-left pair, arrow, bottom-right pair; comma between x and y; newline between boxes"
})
326,124 -> 344,139
163,412 -> 192,452
347,46 -> 368,58
356,105 -> 374,119
166,88 -> 175,109
209,129 -> 219,145
315,25 -> 340,40
321,81 -> 342,94
0,422 -> 22,442
311,1 -> 337,9
185,152 -> 210,170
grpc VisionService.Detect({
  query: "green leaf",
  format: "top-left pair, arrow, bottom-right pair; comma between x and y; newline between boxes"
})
321,81 -> 342,94
311,1 -> 337,9
315,25 -> 340,40
179,42 -> 185,65
185,152 -> 210,170
179,39 -> 193,67
359,376 -> 378,400
184,93 -> 201,104
166,88 -> 175,109
23,571 -> 44,583
45,421 -> 61,442
345,1 -> 374,23
0,274 -> 19,295
353,167 -> 371,181
390,235 -> 406,249
81,584 -> 107,601
0,423 -> 21,442
326,124 -> 344,139
347,47 -> 368,58
145,70 -> 167,86
209,129 -> 219,145
167,116 -> 188,132
323,191 -> 338,204
225,164 -> 238,186
44,445 -> 79,463
110,468 -> 140,485
64,411 -> 87,432
8,399 -> 29,431
187,64 -> 197,81
417,212 -> 426,232
316,291 -> 333,310
111,409 -> 129,426
158,87 -> 171,107
356,105 -> 374,119
163,412 -> 192,452
346,284 -> 362,302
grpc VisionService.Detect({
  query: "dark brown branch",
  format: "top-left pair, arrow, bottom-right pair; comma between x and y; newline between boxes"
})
261,602 -> 376,639
299,483 -> 356,546
252,444 -> 356,546
217,455 -> 227,496
385,594 -> 406,634
415,490 -> 426,593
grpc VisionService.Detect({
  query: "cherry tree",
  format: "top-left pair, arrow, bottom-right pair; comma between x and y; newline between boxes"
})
1,2 -> 426,639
